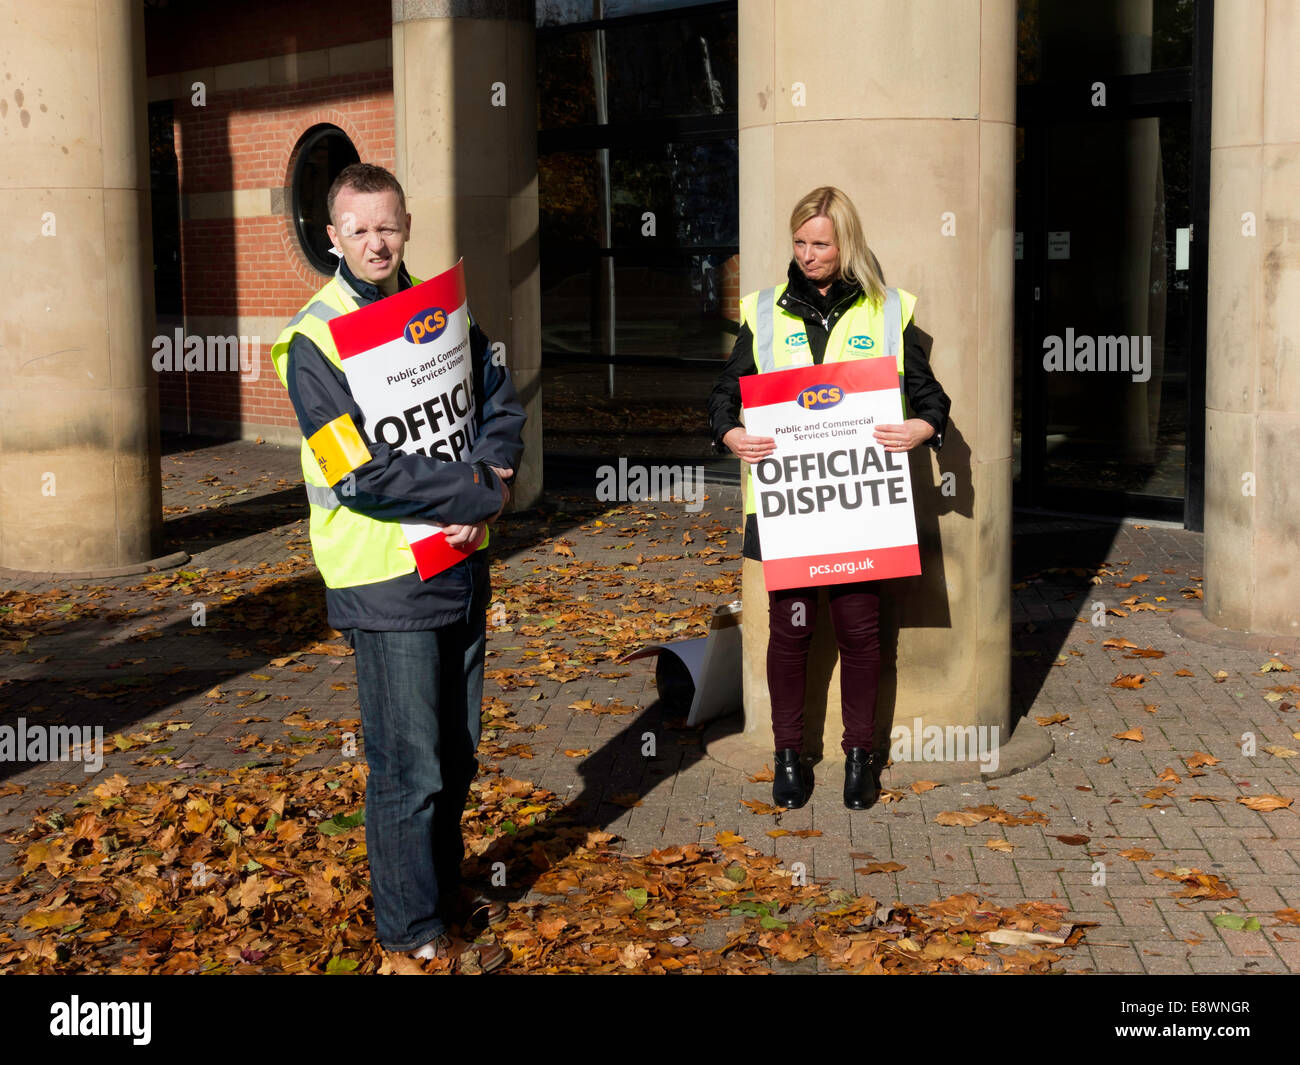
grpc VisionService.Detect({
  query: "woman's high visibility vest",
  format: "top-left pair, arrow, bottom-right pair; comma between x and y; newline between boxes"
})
270,273 -> 488,589
737,283 -> 916,516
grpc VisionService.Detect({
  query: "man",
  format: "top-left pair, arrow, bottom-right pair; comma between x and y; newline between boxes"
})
270,163 -> 525,971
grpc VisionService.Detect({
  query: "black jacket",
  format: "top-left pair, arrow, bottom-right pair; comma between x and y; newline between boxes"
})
283,258 -> 527,630
707,261 -> 951,561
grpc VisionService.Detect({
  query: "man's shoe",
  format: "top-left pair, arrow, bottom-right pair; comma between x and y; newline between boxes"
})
772,749 -> 811,809
844,748 -> 887,810
410,933 -> 509,973
455,888 -> 508,930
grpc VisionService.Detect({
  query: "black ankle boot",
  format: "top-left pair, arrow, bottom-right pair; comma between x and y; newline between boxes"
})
772,749 -> 811,809
844,748 -> 886,809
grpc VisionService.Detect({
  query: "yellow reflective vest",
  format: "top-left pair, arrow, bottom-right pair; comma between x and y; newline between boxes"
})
270,273 -> 489,590
737,282 -> 915,516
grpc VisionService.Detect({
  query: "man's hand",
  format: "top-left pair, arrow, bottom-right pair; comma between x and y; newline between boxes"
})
873,419 -> 935,453
488,466 -> 513,522
443,522 -> 486,550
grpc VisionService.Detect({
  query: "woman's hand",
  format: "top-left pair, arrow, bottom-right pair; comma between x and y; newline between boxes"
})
723,426 -> 776,466
442,522 -> 487,550
873,419 -> 935,453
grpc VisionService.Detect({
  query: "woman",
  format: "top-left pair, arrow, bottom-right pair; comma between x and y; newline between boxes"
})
708,186 -> 950,810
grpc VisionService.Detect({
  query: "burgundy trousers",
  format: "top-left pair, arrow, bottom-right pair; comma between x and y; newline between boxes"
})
767,581 -> 881,754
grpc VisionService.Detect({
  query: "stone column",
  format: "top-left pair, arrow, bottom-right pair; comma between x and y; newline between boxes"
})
0,0 -> 161,571
392,0 -> 541,508
1204,3 -> 1300,636
724,0 -> 1018,769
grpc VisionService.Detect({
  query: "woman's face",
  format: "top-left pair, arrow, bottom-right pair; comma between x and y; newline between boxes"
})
792,215 -> 840,286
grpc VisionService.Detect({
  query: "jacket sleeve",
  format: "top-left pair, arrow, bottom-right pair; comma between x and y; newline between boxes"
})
902,320 -> 951,451
464,320 -> 526,477
285,331 -> 505,525
708,322 -> 756,453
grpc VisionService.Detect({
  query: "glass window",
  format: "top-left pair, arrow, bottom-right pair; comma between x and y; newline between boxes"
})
537,0 -> 720,28
1018,0 -> 1195,84
538,7 -> 736,128
291,125 -> 360,274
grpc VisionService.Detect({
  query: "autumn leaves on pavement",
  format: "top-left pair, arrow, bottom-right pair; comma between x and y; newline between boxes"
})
1,449 -> 1297,973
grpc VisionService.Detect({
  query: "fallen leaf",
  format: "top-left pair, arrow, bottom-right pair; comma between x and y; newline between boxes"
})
935,810 -> 987,827
1211,913 -> 1259,931
1237,795 -> 1293,813
1113,727 -> 1145,742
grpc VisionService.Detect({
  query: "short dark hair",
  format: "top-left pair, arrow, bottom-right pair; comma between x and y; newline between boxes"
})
327,163 -> 407,225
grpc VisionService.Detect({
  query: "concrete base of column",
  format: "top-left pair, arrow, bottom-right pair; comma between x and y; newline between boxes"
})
1171,608 -> 1300,657
0,551 -> 190,581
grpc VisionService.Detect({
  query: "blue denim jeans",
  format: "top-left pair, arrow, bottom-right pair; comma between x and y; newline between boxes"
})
344,616 -> 486,952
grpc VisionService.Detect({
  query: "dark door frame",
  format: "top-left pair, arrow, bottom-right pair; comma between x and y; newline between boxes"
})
1013,0 -> 1213,530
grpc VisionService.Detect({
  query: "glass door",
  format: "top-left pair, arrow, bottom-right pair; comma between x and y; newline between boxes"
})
1013,0 -> 1210,528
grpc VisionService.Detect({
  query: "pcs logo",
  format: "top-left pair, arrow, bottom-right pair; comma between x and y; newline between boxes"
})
404,307 -> 448,344
797,383 -> 843,410
784,332 -> 809,347
848,335 -> 875,350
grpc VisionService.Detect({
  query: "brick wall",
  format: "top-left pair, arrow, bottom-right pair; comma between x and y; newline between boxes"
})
720,253 -> 740,326
148,0 -> 393,437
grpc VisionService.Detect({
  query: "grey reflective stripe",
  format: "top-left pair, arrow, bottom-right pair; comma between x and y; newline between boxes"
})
884,287 -> 901,360
333,270 -> 363,306
305,483 -> 341,510
754,287 -> 776,373
285,299 -> 343,331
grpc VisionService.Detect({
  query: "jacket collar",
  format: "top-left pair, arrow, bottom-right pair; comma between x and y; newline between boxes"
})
336,257 -> 414,306
782,259 -> 861,316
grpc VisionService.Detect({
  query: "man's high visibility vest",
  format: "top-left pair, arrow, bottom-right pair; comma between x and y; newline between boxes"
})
737,283 -> 916,516
270,272 -> 488,589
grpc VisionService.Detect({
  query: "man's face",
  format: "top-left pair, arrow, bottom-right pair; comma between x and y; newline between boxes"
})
326,187 -> 411,295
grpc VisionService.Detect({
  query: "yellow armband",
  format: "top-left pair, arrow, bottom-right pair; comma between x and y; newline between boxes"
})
307,413 -> 372,486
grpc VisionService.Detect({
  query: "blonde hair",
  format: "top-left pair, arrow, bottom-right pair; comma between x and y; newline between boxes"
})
789,186 -> 886,307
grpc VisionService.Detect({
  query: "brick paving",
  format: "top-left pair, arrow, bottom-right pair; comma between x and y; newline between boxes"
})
2,436 -> 1298,973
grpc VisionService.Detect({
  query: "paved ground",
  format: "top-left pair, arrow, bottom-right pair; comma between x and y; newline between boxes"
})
2,436 -> 1298,973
